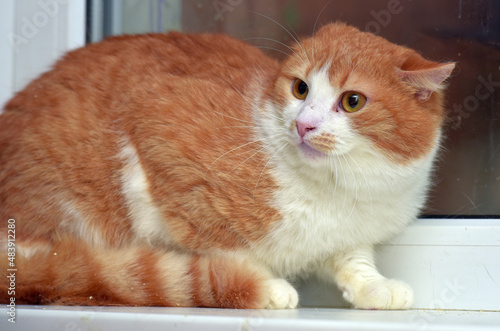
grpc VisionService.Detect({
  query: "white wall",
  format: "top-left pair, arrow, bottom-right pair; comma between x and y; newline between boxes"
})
0,0 -> 86,109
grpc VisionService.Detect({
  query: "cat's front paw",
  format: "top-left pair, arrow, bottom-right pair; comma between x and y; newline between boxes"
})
263,279 -> 299,309
348,279 -> 413,310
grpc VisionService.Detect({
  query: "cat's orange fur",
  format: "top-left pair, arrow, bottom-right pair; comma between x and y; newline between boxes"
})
0,31 -> 279,308
0,23 -> 454,309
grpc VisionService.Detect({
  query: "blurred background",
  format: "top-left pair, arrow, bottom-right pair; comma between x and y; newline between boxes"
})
4,0 -> 499,217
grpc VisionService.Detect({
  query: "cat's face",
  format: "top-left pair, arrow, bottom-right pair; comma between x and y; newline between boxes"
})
267,23 -> 454,168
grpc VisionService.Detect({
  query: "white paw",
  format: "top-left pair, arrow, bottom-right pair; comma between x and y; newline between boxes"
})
350,279 -> 413,310
263,279 -> 299,309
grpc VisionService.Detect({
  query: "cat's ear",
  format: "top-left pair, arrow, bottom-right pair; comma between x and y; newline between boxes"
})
397,61 -> 455,102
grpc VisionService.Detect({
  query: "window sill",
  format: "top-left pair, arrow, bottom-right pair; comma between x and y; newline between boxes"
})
1,306 -> 499,331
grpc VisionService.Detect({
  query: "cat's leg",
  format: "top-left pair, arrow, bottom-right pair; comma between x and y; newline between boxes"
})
321,245 -> 413,309
186,253 -> 298,309
262,278 -> 299,309
0,239 -> 297,309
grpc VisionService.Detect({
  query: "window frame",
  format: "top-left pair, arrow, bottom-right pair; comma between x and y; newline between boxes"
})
0,0 -> 86,109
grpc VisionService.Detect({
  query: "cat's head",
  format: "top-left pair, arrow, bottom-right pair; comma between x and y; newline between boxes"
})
264,23 -> 454,169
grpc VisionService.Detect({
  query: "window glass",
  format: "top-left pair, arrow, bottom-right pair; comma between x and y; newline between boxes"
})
88,0 -> 500,216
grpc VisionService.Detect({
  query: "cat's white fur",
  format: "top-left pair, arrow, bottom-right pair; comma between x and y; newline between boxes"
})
59,200 -> 107,247
118,138 -> 174,247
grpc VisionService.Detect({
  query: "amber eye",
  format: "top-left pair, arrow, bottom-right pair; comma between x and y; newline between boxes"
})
341,91 -> 367,112
292,79 -> 309,100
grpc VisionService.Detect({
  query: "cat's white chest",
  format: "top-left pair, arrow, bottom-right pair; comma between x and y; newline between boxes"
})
250,159 -> 430,278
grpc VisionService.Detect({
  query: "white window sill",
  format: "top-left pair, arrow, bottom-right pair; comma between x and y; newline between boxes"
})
1,306 -> 499,331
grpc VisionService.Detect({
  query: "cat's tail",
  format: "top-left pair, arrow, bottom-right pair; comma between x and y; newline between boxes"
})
0,238 -> 297,308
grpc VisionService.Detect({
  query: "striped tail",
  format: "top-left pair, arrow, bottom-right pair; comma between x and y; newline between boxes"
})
0,239 -> 297,309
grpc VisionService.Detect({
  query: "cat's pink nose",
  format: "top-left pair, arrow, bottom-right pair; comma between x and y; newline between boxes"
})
296,120 -> 316,138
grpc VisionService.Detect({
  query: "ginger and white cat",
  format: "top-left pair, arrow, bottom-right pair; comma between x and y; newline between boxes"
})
0,23 -> 454,309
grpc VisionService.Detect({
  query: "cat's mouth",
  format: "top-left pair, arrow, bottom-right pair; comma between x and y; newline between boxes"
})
298,141 -> 327,159
297,133 -> 336,160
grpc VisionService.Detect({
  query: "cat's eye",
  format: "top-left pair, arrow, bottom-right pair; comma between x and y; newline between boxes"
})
340,91 -> 367,113
292,79 -> 309,100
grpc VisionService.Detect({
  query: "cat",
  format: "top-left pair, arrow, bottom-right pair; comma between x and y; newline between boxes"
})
0,22 -> 454,309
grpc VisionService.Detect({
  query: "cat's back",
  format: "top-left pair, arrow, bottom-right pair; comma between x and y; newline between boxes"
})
1,30 -> 278,159
1,32 -> 277,161
0,32 -> 278,245
4,32 -> 274,113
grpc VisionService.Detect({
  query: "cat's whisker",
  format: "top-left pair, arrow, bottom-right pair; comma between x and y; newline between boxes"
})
207,131 -> 285,177
449,193 -> 482,215
223,81 -> 284,127
253,108 -> 285,127
249,11 -> 310,65
228,145 -> 263,158
253,140 -> 288,198
227,144 -> 270,175
460,192 -> 481,211
197,100 -> 258,131
205,138 -> 269,177
254,46 -> 292,58
332,155 -> 347,210
215,126 -> 254,130
262,111 -> 285,124
333,155 -> 348,216
399,140 -> 418,166
249,137 -> 286,181
326,155 -> 335,194
256,104 -> 285,122
346,152 -> 374,216
254,137 -> 287,162
312,1 -> 330,37
340,153 -> 359,220
254,139 -> 288,184
246,37 -> 301,59
311,1 -> 331,62
330,155 -> 340,199
225,85 -> 284,127
210,109 -> 253,124
285,25 -> 312,66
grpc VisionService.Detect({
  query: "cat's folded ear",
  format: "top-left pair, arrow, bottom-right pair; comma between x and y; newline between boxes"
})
397,56 -> 455,102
